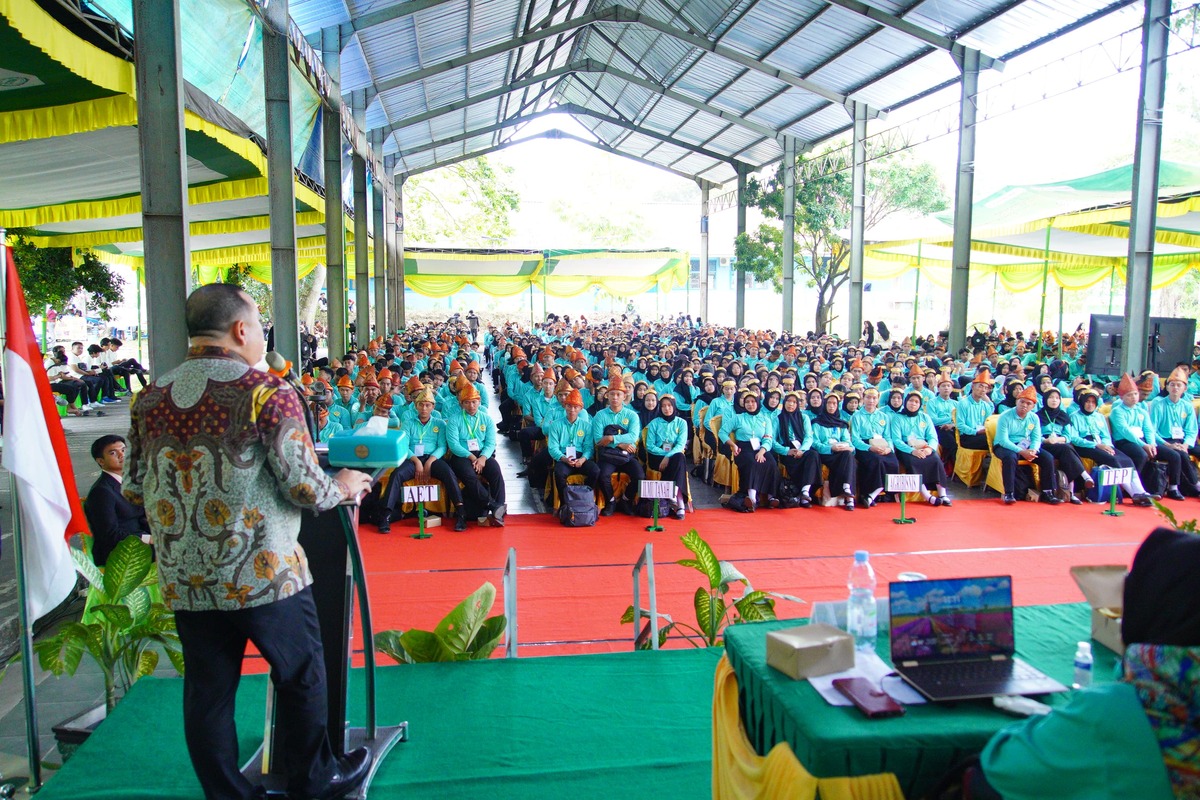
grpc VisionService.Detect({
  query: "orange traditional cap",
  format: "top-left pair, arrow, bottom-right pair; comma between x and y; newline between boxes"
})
301,373 -> 314,385
405,375 -> 424,394
374,394 -> 393,411
1137,372 -> 1156,392
459,383 -> 481,402
564,389 -> 584,408
448,359 -> 463,373
1016,385 -> 1038,404
336,375 -> 353,389
1167,365 -> 1190,385
467,360 -> 481,372
971,369 -> 994,386
606,376 -> 626,394
376,369 -> 393,383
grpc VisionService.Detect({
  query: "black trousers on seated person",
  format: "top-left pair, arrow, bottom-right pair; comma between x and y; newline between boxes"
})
650,452 -> 689,503
897,450 -> 947,489
595,451 -> 644,501
936,427 -> 958,470
958,431 -> 988,451
779,449 -> 820,492
175,588 -> 335,800
373,460 -> 417,516
733,441 -> 778,499
1042,441 -> 1090,486
819,449 -> 855,495
993,445 -> 1055,495
450,454 -> 506,515
378,458 -> 463,513
855,449 -> 898,496
553,458 -> 600,503
516,424 -> 544,458
1114,439 -> 1184,486
1163,439 -> 1197,487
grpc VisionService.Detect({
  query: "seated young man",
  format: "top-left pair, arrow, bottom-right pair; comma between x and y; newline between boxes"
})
84,435 -> 151,566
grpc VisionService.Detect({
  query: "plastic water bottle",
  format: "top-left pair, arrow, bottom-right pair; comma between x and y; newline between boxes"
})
1072,641 -> 1093,689
847,551 -> 878,652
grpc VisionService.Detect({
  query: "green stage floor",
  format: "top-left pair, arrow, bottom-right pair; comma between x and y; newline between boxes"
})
35,648 -> 722,800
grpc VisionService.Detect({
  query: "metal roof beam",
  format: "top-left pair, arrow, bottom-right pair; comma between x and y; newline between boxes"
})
338,0 -> 461,35
819,0 -> 1003,71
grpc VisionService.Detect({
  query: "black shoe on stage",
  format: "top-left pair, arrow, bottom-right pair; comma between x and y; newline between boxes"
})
299,747 -> 372,800
1002,493 -> 1017,505
454,509 -> 468,531
601,503 -> 615,517
1166,488 -> 1186,501
377,513 -> 391,534
1133,494 -> 1154,507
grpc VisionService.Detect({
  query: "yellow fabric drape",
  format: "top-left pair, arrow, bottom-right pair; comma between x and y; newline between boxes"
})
403,275 -> 534,298
711,655 -> 905,800
1,0 -> 136,98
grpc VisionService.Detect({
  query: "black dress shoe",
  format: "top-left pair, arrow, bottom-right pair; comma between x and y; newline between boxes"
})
1003,493 -> 1017,505
304,747 -> 372,800
1041,491 -> 1062,505
454,512 -> 468,532
377,514 -> 391,534
798,494 -> 812,509
1166,488 -> 1186,501
1133,494 -> 1154,507
601,503 -> 615,517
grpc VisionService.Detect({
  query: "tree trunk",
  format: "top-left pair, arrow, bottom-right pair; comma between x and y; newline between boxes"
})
298,264 -> 326,329
814,294 -> 830,335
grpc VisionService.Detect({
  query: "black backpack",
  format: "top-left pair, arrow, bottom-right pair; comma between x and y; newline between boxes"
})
559,484 -> 599,527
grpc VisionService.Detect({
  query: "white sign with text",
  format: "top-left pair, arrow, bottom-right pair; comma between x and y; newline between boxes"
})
403,484 -> 440,504
640,480 -> 676,500
886,473 -> 922,493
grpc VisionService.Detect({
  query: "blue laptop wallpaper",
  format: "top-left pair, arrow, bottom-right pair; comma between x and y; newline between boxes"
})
890,576 -> 1015,660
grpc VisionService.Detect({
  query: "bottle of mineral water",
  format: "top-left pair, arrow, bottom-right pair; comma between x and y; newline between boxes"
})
847,551 -> 878,652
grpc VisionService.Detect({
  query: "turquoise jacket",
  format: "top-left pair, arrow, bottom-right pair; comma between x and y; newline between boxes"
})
1070,410 -> 1113,448
315,419 -> 343,443
956,394 -> 995,435
672,383 -> 699,412
926,395 -> 956,426
993,408 -> 1042,453
850,408 -> 889,452
446,410 -> 497,458
328,404 -> 354,431
402,414 -> 449,460
719,410 -> 775,449
885,412 -> 939,454
772,414 -> 813,456
1109,402 -> 1155,446
810,421 -> 851,455
591,406 -> 642,452
547,412 -> 593,461
645,416 -> 688,457
705,396 -> 736,429
528,392 -> 560,427
1149,395 -> 1198,446
352,407 -> 401,430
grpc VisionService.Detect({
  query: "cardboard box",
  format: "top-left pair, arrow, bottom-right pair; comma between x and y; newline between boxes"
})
766,623 -> 855,680
1070,565 -> 1126,655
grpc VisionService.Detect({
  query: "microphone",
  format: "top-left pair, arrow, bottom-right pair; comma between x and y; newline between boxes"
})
265,351 -> 317,443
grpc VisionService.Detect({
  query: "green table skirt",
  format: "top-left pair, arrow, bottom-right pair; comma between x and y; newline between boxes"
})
723,603 -> 1119,799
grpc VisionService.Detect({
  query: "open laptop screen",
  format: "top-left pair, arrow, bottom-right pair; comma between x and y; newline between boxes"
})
889,576 -> 1015,662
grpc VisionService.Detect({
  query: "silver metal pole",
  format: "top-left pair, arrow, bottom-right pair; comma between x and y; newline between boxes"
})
781,137 -> 797,333
503,547 -> 518,658
698,182 -> 709,324
849,101 -> 867,343
132,0 -> 191,375
393,176 -> 407,330
1122,0 -> 1170,376
735,169 -> 748,328
371,133 -> 387,341
351,92 -> 370,346
1,228 -> 44,789
321,26 -> 347,357
263,0 -> 300,366
948,48 -> 981,354
383,160 -> 398,336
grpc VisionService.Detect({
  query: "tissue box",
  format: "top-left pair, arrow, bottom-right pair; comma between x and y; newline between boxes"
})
327,428 -> 409,468
1070,565 -> 1126,655
766,623 -> 855,680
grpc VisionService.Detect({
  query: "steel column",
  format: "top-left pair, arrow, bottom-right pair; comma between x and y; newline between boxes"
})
383,160 -> 397,336
132,0 -> 190,375
781,136 -> 797,333
351,93 -> 369,346
1122,0 -> 1170,376
262,0 -> 300,365
393,176 -> 407,329
698,182 -> 709,324
735,170 -> 747,327
371,133 -> 387,341
321,26 -> 346,357
948,48 -> 981,354
849,101 -> 867,343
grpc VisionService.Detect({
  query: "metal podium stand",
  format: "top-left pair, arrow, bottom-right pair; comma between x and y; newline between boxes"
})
242,478 -> 407,798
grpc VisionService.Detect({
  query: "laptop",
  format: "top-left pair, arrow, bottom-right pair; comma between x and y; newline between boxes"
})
888,576 -> 1068,702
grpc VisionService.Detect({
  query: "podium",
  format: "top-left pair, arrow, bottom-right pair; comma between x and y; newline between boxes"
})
241,476 -> 406,798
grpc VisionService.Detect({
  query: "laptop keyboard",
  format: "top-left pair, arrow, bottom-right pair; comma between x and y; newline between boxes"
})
910,658 -> 1041,687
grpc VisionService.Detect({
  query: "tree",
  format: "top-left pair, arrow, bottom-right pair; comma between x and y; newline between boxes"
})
735,152 -> 947,334
8,229 -> 124,318
404,157 -> 520,247
551,198 -> 649,247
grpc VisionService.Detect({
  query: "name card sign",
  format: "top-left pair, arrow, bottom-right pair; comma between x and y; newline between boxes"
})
403,484 -> 440,504
886,473 -> 922,493
1097,467 -> 1133,487
640,480 -> 676,500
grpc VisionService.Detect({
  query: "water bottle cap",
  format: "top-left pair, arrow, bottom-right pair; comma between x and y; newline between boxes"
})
1077,641 -> 1092,655
854,550 -> 869,562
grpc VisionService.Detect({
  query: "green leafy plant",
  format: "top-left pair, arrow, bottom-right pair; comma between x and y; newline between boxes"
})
1154,500 -> 1199,532
375,582 -> 507,663
621,530 -> 787,648
35,536 -> 182,712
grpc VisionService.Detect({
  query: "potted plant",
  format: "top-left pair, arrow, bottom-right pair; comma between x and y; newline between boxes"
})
35,536 -> 182,756
375,582 -> 507,663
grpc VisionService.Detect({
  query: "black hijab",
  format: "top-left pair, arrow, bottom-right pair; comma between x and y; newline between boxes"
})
587,388 -> 608,416
814,396 -> 848,429
900,392 -> 923,417
777,396 -> 808,444
1037,389 -> 1071,427
1124,528 -> 1200,646
698,378 -> 719,405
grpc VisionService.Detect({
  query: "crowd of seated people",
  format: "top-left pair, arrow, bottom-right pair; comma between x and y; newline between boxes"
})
44,339 -> 149,417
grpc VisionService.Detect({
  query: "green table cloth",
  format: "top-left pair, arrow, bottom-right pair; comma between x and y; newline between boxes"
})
723,603 -> 1119,799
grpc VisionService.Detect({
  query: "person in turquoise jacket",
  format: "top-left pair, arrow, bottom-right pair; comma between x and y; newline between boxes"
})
591,378 -> 645,515
956,371 -> 996,451
1111,373 -> 1170,499
1036,387 -> 1094,503
446,383 -> 506,527
926,373 -> 958,469
850,387 -> 899,507
719,390 -> 778,512
979,527 -> 1197,800
811,393 -> 856,510
993,384 -> 1059,505
1068,387 -> 1152,505
773,391 -> 819,506
707,380 -> 739,459
645,394 -> 690,519
402,387 -> 466,531
547,389 -> 598,506
1149,365 -> 1199,497
886,392 -> 951,506
312,405 -> 343,443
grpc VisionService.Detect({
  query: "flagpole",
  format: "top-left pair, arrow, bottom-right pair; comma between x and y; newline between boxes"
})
0,227 -> 46,790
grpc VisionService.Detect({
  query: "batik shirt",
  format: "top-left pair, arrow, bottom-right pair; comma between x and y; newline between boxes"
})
124,346 -> 347,612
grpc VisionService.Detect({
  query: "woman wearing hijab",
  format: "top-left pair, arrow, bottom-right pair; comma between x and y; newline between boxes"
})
1037,387 -> 1095,503
883,387 -> 905,417
672,367 -> 699,445
763,388 -> 783,419
811,393 -> 857,510
587,384 -> 608,417
637,389 -> 658,431
850,387 -> 900,507
886,392 -> 952,506
631,381 -> 649,413
997,378 -> 1024,409
804,388 -> 825,422
719,390 -> 779,512
978,528 -> 1200,800
645,394 -> 691,519
1070,387 -> 1153,505
773,391 -> 820,507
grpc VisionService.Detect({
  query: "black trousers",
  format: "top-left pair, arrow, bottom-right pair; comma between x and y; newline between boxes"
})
596,451 -> 645,501
378,459 -> 464,513
374,460 -> 417,517
1115,439 -> 1184,486
1042,441 -> 1090,486
650,451 -> 689,502
779,449 -> 820,491
819,449 -> 855,495
733,441 -> 778,498
1075,445 -> 1136,472
994,445 -> 1055,494
553,458 -> 600,502
528,448 -> 554,496
174,588 -> 334,800
898,450 -> 947,490
450,454 -> 506,515
936,426 -> 958,470
516,424 -> 544,458
856,449 -> 899,495
1163,439 -> 1197,487
50,380 -> 83,404
959,431 -> 988,451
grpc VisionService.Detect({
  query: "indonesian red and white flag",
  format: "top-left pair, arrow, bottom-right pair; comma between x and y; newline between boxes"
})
2,243 -> 85,621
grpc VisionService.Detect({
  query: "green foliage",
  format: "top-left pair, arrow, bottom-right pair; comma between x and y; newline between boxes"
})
34,537 -> 181,712
551,199 -> 650,246
405,157 -> 520,247
621,530 -> 779,648
7,229 -> 124,319
739,152 -> 947,332
221,265 -> 274,324
1154,500 -> 1199,533
375,582 -> 507,664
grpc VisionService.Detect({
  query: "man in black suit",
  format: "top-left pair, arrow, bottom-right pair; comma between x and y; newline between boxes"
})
84,435 -> 150,566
